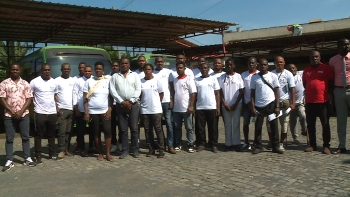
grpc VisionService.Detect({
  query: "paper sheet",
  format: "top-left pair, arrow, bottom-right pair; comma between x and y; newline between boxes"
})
268,110 -> 283,121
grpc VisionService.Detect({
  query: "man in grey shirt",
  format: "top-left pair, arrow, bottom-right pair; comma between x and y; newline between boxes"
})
110,58 -> 141,159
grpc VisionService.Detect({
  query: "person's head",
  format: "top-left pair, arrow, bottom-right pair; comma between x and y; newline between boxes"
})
310,50 -> 321,66
137,55 -> 146,69
61,63 -> 71,78
258,59 -> 269,73
119,58 -> 130,73
176,54 -> 185,63
337,38 -> 350,56
247,57 -> 257,72
274,56 -> 285,71
287,64 -> 297,75
94,61 -> 104,77
176,62 -> 186,76
10,63 -> 21,79
84,65 -> 93,78
213,58 -> 222,71
144,63 -> 154,78
41,63 -> 51,80
225,59 -> 235,74
78,62 -> 86,76
197,57 -> 206,67
155,56 -> 164,70
111,61 -> 119,74
199,64 -> 209,77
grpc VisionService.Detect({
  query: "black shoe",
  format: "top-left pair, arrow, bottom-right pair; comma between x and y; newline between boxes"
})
197,145 -> 205,152
36,157 -> 43,165
146,149 -> 155,157
50,155 -> 63,161
157,151 -> 165,158
119,151 -> 129,159
252,148 -> 263,154
272,147 -> 284,154
212,146 -> 218,153
80,151 -> 88,157
133,150 -> 140,158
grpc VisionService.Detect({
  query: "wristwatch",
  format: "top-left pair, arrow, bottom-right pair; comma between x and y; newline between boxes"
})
275,105 -> 280,108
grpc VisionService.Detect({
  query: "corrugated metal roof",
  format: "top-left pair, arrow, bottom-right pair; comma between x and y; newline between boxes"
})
0,0 -> 236,50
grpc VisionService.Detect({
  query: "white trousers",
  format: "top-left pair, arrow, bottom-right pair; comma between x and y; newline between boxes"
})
222,104 -> 242,146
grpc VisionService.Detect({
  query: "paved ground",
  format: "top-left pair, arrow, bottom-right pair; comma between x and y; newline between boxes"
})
0,117 -> 350,197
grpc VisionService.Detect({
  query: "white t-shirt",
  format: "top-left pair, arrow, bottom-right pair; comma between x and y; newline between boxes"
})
271,69 -> 295,101
153,68 -> 172,103
195,76 -> 220,110
169,67 -> 195,82
55,76 -> 75,110
192,67 -> 214,78
73,76 -> 90,112
30,76 -> 58,114
241,70 -> 259,104
83,76 -> 110,114
140,78 -> 163,114
250,72 -> 280,108
134,69 -> 145,79
210,71 -> 225,80
218,73 -> 244,106
173,76 -> 197,112
293,74 -> 305,104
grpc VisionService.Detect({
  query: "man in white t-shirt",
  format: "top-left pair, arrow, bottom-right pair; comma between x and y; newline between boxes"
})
241,57 -> 259,151
71,62 -> 86,153
250,59 -> 284,154
287,64 -> 307,143
170,62 -> 197,153
55,63 -> 75,159
194,63 -> 221,153
30,64 -> 60,163
266,56 -> 296,151
72,65 -> 94,157
109,61 -> 121,153
134,55 -> 146,79
169,54 -> 195,81
153,56 -> 176,154
218,59 -> 244,152
192,57 -> 214,78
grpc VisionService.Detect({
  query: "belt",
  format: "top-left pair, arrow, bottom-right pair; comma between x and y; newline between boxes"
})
335,86 -> 350,89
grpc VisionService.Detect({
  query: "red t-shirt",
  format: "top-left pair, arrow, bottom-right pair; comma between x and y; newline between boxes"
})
302,63 -> 334,103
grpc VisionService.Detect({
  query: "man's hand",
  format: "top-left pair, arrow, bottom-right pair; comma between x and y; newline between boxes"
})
84,113 -> 90,122
169,100 -> 173,109
289,103 -> 296,110
75,110 -> 81,117
230,103 -> 238,111
251,107 -> 259,117
274,107 -> 280,117
104,108 -> 112,120
14,110 -> 24,119
121,100 -> 131,108
216,109 -> 220,117
223,103 -> 231,111
187,106 -> 194,114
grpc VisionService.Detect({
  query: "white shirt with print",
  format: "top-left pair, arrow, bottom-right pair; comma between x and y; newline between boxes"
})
271,69 -> 296,101
293,74 -> 305,104
241,70 -> 260,104
55,76 -> 75,110
195,76 -> 220,110
30,76 -> 58,114
73,76 -> 91,113
153,68 -> 172,103
173,76 -> 197,112
83,76 -> 110,114
218,73 -> 244,106
140,77 -> 164,114
169,67 -> 195,82
250,72 -> 280,108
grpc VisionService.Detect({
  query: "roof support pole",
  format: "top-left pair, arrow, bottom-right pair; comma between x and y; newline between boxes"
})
221,29 -> 226,54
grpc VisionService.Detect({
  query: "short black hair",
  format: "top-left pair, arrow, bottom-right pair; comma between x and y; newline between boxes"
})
84,65 -> 93,70
94,61 -> 104,68
144,63 -> 154,70
79,62 -> 86,66
225,58 -> 235,64
337,38 -> 349,46
120,57 -> 130,63
176,61 -> 185,67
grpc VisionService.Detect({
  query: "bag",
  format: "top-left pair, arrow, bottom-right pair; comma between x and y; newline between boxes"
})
281,99 -> 290,109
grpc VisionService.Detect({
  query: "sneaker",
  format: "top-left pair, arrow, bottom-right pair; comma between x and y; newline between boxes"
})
157,151 -> 165,158
272,147 -> 284,154
196,145 -> 205,152
146,149 -> 155,157
58,151 -> 65,158
212,146 -> 218,153
73,144 -> 80,153
301,131 -> 307,136
241,144 -> 251,151
168,148 -> 176,154
188,145 -> 194,153
2,160 -> 14,172
266,142 -> 272,150
252,148 -> 263,154
279,143 -> 285,152
132,150 -> 139,158
175,144 -> 182,151
36,157 -> 43,165
50,155 -> 63,161
110,145 -> 118,153
293,139 -> 300,145
119,151 -> 129,159
23,157 -> 36,167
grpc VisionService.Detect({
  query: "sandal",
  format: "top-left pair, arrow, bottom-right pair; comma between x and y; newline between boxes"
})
97,155 -> 104,161
106,156 -> 114,162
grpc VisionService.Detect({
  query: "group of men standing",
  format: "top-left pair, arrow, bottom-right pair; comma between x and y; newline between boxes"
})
1,38 -> 349,171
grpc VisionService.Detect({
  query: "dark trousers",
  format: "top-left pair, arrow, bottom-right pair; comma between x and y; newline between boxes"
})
57,109 -> 73,152
34,113 -> 57,157
254,101 -> 279,149
305,102 -> 331,147
116,102 -> 140,152
111,105 -> 121,145
90,114 -> 112,139
4,115 -> 30,161
76,112 -> 94,151
195,109 -> 218,147
143,114 -> 165,150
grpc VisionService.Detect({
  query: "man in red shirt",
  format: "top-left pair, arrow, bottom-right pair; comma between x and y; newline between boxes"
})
303,51 -> 334,154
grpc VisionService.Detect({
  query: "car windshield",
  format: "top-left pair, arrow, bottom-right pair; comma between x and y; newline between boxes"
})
46,57 -> 111,78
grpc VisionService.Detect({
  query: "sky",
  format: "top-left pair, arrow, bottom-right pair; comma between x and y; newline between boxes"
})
41,0 -> 349,46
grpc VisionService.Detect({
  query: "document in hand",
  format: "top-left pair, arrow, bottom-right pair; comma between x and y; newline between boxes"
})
285,107 -> 291,115
268,110 -> 283,121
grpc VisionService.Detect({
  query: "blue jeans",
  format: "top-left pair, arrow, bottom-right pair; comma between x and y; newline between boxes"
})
4,115 -> 30,161
173,112 -> 194,145
162,102 -> 174,148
